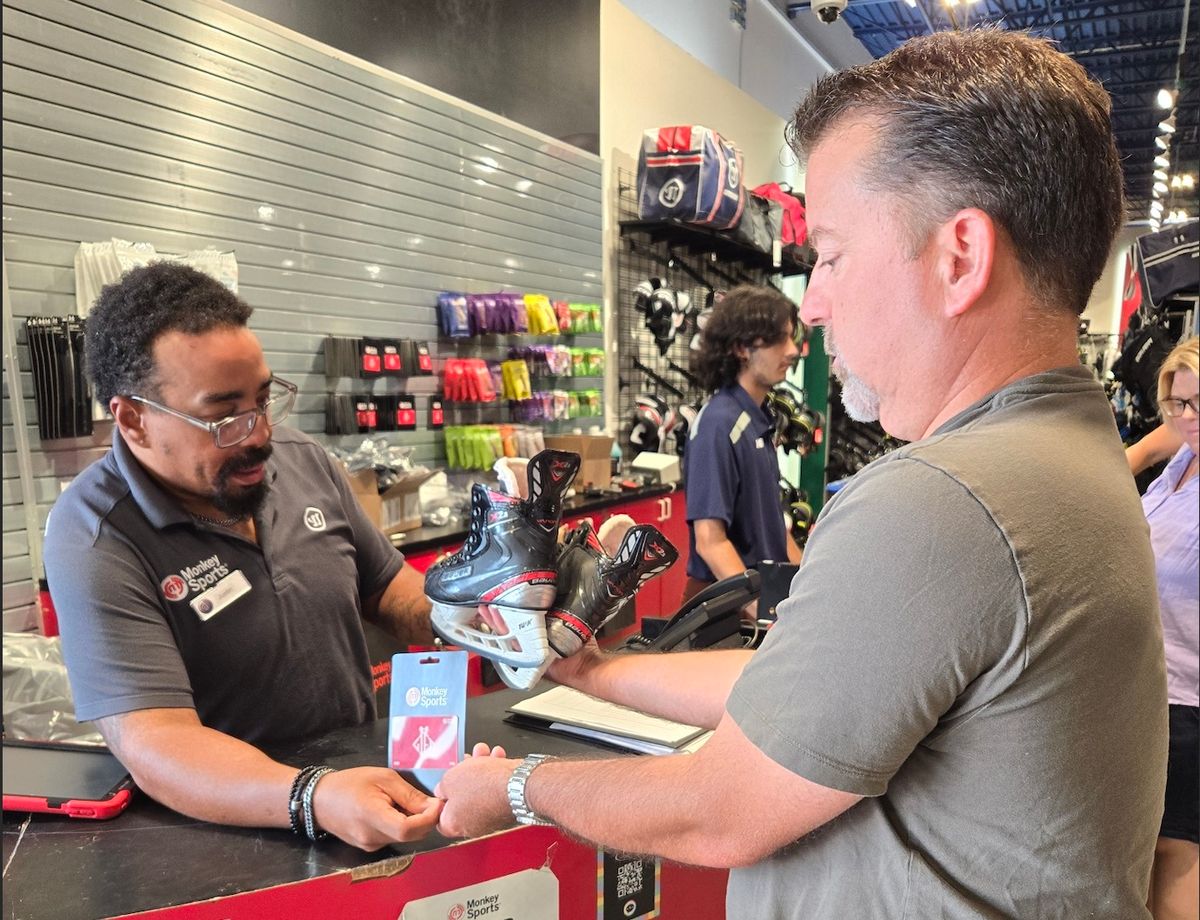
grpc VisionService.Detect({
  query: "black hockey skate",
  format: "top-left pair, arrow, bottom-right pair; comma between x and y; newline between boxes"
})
425,449 -> 580,669
493,518 -> 678,690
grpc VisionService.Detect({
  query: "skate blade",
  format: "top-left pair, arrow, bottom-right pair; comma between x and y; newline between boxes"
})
493,657 -> 554,691
430,601 -> 551,669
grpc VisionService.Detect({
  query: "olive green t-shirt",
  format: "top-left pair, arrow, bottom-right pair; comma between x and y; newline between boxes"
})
726,367 -> 1166,919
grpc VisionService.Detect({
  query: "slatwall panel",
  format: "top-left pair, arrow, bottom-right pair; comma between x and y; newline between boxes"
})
0,0 -> 604,630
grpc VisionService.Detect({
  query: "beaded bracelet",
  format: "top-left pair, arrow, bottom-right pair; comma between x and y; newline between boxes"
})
288,765 -> 325,838
301,766 -> 337,842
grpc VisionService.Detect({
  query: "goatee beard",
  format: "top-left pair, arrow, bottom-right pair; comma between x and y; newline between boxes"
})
825,332 -> 881,423
211,444 -> 273,518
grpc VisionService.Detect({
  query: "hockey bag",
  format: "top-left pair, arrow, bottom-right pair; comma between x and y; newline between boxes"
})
637,126 -> 746,230
1136,220 -> 1199,310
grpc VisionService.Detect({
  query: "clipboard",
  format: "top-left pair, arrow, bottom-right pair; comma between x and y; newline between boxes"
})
2,739 -> 135,820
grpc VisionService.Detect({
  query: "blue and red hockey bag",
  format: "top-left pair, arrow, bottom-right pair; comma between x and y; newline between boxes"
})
637,126 -> 746,230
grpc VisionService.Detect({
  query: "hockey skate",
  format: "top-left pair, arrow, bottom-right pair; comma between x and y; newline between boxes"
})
425,449 -> 580,669
492,519 -> 679,690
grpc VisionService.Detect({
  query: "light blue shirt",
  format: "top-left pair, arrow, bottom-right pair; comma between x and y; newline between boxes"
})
1142,444 -> 1200,706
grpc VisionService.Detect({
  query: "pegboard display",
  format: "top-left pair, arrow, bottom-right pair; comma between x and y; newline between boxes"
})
613,167 -> 810,458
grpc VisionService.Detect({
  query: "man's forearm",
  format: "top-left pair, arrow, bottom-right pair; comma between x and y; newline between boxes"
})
370,562 -> 434,646
785,531 -> 804,564
97,711 -> 296,828
100,709 -> 444,851
697,536 -> 749,582
558,646 -> 753,730
526,751 -> 747,866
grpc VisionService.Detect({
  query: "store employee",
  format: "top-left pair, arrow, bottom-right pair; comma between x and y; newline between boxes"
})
682,285 -> 803,608
43,262 -> 439,851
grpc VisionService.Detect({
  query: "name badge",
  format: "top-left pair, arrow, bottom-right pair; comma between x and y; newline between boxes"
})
755,437 -> 765,448
190,569 -> 252,621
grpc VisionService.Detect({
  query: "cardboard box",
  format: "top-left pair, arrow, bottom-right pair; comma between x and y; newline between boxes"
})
544,434 -> 614,488
341,464 -> 438,534
379,469 -> 438,534
344,467 -> 382,526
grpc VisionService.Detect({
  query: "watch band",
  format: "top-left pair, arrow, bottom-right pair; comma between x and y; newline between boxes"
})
507,753 -> 553,826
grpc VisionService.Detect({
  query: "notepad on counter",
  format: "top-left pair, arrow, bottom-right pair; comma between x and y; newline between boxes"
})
506,686 -> 712,755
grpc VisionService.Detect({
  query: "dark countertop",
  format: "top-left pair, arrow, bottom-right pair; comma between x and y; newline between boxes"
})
0,688 -> 623,920
389,482 -> 677,554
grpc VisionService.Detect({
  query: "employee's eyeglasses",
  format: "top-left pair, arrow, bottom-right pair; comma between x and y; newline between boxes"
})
1160,396 -> 1199,418
128,377 -> 298,448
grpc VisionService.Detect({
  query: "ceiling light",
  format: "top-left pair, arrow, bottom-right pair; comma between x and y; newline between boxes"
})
1153,185 -> 1164,198
1155,169 -> 1169,182
1150,201 -> 1164,216
1181,174 -> 1196,190
1155,136 -> 1170,150
1158,115 -> 1177,134
1155,154 -> 1171,169
1157,88 -> 1176,109
903,0 -> 917,5
1154,180 -> 1170,194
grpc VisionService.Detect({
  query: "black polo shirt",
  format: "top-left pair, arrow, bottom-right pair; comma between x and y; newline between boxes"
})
43,428 -> 405,744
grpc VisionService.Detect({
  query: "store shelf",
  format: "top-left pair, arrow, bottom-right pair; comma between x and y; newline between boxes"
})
619,218 -> 813,277
439,332 -> 603,347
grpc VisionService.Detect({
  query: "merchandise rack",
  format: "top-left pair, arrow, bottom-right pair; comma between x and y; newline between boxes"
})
613,167 -> 812,457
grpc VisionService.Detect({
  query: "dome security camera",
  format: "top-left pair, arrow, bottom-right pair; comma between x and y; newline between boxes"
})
813,0 -> 848,23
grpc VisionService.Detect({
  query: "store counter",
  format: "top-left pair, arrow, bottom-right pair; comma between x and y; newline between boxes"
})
1,689 -> 727,920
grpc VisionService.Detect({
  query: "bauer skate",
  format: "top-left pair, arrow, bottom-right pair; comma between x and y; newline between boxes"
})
425,449 -> 580,669
492,518 -> 678,690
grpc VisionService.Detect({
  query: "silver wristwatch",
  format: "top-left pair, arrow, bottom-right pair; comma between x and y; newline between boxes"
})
507,753 -> 553,826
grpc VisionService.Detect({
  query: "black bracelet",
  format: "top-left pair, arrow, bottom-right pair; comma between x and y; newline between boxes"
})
301,767 -> 337,841
288,766 -> 324,837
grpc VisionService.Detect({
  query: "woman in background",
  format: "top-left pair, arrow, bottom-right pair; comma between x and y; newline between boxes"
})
1131,335 -> 1199,920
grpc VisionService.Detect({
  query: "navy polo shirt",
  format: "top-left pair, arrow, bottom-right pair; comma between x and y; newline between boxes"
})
43,428 -> 405,745
684,384 -> 787,581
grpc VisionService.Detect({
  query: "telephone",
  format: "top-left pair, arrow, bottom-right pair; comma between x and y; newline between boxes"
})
622,561 -> 799,653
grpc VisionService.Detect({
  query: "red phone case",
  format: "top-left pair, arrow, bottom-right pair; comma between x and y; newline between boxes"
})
3,787 -> 133,819
2,741 -> 136,820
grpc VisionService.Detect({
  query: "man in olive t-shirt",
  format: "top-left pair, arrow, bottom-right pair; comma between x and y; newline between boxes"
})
434,31 -> 1166,919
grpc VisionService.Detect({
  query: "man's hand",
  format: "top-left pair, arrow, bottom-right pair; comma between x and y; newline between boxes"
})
435,743 -> 514,838
311,766 -> 444,851
546,636 -> 604,689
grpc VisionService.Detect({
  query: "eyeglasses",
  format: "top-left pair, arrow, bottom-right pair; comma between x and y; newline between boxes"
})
128,377 -> 298,448
1160,396 -> 1199,418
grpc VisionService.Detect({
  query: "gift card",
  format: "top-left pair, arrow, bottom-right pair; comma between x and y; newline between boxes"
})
388,651 -> 468,794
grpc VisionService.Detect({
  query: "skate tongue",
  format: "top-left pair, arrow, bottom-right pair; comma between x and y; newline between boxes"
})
602,524 -> 679,593
525,449 -> 580,512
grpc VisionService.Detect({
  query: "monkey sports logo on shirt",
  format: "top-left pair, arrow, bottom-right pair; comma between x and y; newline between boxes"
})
159,554 -> 230,601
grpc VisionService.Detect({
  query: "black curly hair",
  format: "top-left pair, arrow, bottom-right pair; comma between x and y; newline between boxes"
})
694,285 -> 799,393
85,261 -> 253,405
